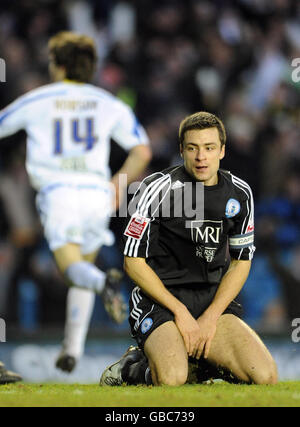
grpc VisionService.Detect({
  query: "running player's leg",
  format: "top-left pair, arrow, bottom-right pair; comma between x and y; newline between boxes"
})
206,314 -> 278,384
56,248 -> 98,371
83,251 -> 99,264
54,242 -> 125,320
144,321 -> 188,386
54,243 -> 107,294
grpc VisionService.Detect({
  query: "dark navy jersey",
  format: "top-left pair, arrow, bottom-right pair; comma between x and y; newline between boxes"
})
123,165 -> 255,287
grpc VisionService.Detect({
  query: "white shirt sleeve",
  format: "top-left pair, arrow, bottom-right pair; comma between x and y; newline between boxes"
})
0,95 -> 30,138
110,100 -> 149,151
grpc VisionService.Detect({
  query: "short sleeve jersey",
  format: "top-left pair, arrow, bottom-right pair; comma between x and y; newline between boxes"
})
0,82 -> 149,190
123,165 -> 255,287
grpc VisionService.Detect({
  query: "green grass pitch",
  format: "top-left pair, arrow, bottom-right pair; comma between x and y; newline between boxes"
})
0,381 -> 300,407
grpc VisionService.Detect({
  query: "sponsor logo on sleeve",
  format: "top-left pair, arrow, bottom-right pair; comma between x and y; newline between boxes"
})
124,214 -> 150,240
246,224 -> 254,233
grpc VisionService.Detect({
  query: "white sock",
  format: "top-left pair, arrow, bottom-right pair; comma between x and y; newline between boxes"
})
62,287 -> 96,359
65,261 -> 106,294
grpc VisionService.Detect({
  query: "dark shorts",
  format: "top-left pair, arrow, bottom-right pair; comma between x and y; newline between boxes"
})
129,283 -> 243,350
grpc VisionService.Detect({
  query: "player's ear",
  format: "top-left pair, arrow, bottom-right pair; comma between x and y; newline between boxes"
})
220,144 -> 225,160
180,144 -> 183,158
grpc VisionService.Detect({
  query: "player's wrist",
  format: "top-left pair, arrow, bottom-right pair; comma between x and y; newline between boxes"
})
201,306 -> 221,323
173,301 -> 190,318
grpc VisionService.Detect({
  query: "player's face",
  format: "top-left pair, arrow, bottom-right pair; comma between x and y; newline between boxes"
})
181,128 -> 225,186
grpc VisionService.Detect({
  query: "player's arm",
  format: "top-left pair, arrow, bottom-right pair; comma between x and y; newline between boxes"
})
0,96 -> 28,138
111,144 -> 152,210
195,185 -> 255,360
204,259 -> 251,321
194,259 -> 251,359
110,101 -> 152,210
124,256 -> 202,356
123,174 -> 202,356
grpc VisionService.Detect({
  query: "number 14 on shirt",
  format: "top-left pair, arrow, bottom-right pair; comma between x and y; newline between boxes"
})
54,118 -> 98,154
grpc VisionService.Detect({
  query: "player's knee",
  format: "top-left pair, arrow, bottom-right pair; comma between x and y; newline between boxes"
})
249,359 -> 278,385
156,365 -> 188,386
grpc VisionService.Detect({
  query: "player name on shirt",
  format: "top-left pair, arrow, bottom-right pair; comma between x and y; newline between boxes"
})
55,100 -> 98,111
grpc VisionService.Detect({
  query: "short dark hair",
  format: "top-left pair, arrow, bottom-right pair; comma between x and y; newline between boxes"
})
48,31 -> 97,83
179,112 -> 227,147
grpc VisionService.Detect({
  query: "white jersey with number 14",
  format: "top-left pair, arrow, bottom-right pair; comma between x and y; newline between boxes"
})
0,81 -> 149,190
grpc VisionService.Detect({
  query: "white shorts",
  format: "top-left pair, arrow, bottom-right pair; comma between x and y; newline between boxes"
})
36,182 -> 113,254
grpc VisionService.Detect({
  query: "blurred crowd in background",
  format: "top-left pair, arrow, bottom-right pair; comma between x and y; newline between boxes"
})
0,0 -> 299,337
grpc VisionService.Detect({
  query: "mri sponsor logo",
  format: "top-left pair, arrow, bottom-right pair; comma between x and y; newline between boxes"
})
0,318 -> 6,342
191,220 -> 223,245
191,220 -> 222,263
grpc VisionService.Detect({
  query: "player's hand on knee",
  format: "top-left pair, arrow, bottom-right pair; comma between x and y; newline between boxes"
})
174,308 -> 202,357
194,313 -> 218,360
193,336 -> 213,360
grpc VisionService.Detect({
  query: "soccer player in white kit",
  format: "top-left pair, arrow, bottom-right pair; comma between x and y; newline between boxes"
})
0,32 -> 152,372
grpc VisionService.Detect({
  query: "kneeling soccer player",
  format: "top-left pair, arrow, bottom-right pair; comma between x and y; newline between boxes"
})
100,112 -> 278,386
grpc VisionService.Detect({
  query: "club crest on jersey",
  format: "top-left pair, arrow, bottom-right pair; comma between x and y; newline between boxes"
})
124,214 -> 150,240
141,318 -> 153,334
225,199 -> 241,218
